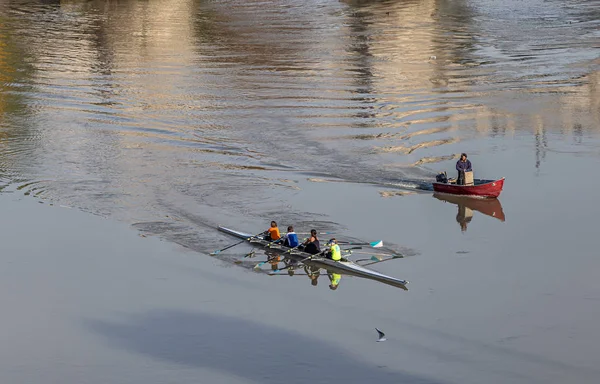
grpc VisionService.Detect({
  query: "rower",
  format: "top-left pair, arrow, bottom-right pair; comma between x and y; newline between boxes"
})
325,238 -> 342,261
265,221 -> 281,242
281,225 -> 299,248
300,229 -> 320,255
456,153 -> 472,185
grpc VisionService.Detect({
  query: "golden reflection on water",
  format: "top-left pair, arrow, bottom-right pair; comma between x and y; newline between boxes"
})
0,0 -> 598,247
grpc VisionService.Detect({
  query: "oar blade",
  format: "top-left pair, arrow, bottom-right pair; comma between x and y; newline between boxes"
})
370,240 -> 383,248
253,262 -> 264,269
338,240 -> 383,248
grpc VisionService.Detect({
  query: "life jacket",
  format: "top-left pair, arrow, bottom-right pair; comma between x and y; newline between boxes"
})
330,244 -> 341,261
286,233 -> 299,247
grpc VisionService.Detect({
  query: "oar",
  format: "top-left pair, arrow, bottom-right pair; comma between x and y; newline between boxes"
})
362,254 -> 403,267
270,246 -> 362,273
355,255 -> 384,263
352,250 -> 404,259
210,231 -> 266,256
295,231 -> 336,235
253,253 -> 282,269
253,242 -> 304,269
273,253 -> 320,273
337,240 -> 383,248
258,242 -> 363,272
269,272 -> 313,276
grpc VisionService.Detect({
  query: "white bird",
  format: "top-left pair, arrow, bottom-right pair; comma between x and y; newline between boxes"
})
376,328 -> 386,342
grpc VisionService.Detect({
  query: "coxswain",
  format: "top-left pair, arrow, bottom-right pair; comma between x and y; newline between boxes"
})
456,153 -> 472,185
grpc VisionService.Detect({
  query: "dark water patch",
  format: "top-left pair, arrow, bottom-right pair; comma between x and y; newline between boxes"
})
86,309 -> 447,384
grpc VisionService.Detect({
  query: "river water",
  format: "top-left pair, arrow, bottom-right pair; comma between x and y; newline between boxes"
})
1,0 -> 599,383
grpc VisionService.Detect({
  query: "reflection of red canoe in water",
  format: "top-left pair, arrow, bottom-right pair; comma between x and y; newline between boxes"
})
433,193 -> 506,222
432,178 -> 505,198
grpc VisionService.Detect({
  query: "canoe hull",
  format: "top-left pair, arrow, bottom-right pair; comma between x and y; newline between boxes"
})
432,178 -> 505,198
217,226 -> 408,290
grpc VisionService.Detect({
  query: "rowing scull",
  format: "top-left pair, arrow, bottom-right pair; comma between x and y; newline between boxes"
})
217,226 -> 409,290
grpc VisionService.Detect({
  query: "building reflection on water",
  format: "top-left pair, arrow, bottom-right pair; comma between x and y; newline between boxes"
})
433,193 -> 505,232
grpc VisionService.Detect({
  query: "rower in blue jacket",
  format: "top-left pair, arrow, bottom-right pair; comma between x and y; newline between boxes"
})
282,225 -> 299,248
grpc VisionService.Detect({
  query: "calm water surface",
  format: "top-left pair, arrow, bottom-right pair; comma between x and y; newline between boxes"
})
0,0 -> 599,383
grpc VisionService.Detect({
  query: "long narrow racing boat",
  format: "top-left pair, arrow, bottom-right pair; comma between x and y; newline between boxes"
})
217,226 -> 408,290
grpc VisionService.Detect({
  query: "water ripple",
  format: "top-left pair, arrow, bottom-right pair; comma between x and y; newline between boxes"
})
0,0 -> 598,246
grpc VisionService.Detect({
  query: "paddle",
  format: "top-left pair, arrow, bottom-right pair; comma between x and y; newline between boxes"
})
210,231 -> 266,256
337,240 -> 383,248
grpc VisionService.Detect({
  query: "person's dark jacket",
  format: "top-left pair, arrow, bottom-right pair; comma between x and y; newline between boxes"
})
456,159 -> 472,172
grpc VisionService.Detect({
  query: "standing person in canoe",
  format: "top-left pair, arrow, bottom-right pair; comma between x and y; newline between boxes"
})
265,221 -> 281,242
281,225 -> 299,248
456,153 -> 472,185
299,229 -> 320,255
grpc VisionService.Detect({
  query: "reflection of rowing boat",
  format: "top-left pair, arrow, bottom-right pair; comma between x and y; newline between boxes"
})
218,226 -> 408,290
433,193 -> 505,232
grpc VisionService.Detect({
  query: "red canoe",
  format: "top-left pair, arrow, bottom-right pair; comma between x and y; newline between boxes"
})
432,177 -> 505,198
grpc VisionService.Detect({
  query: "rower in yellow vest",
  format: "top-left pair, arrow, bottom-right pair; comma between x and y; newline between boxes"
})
325,238 -> 342,290
326,238 -> 342,261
